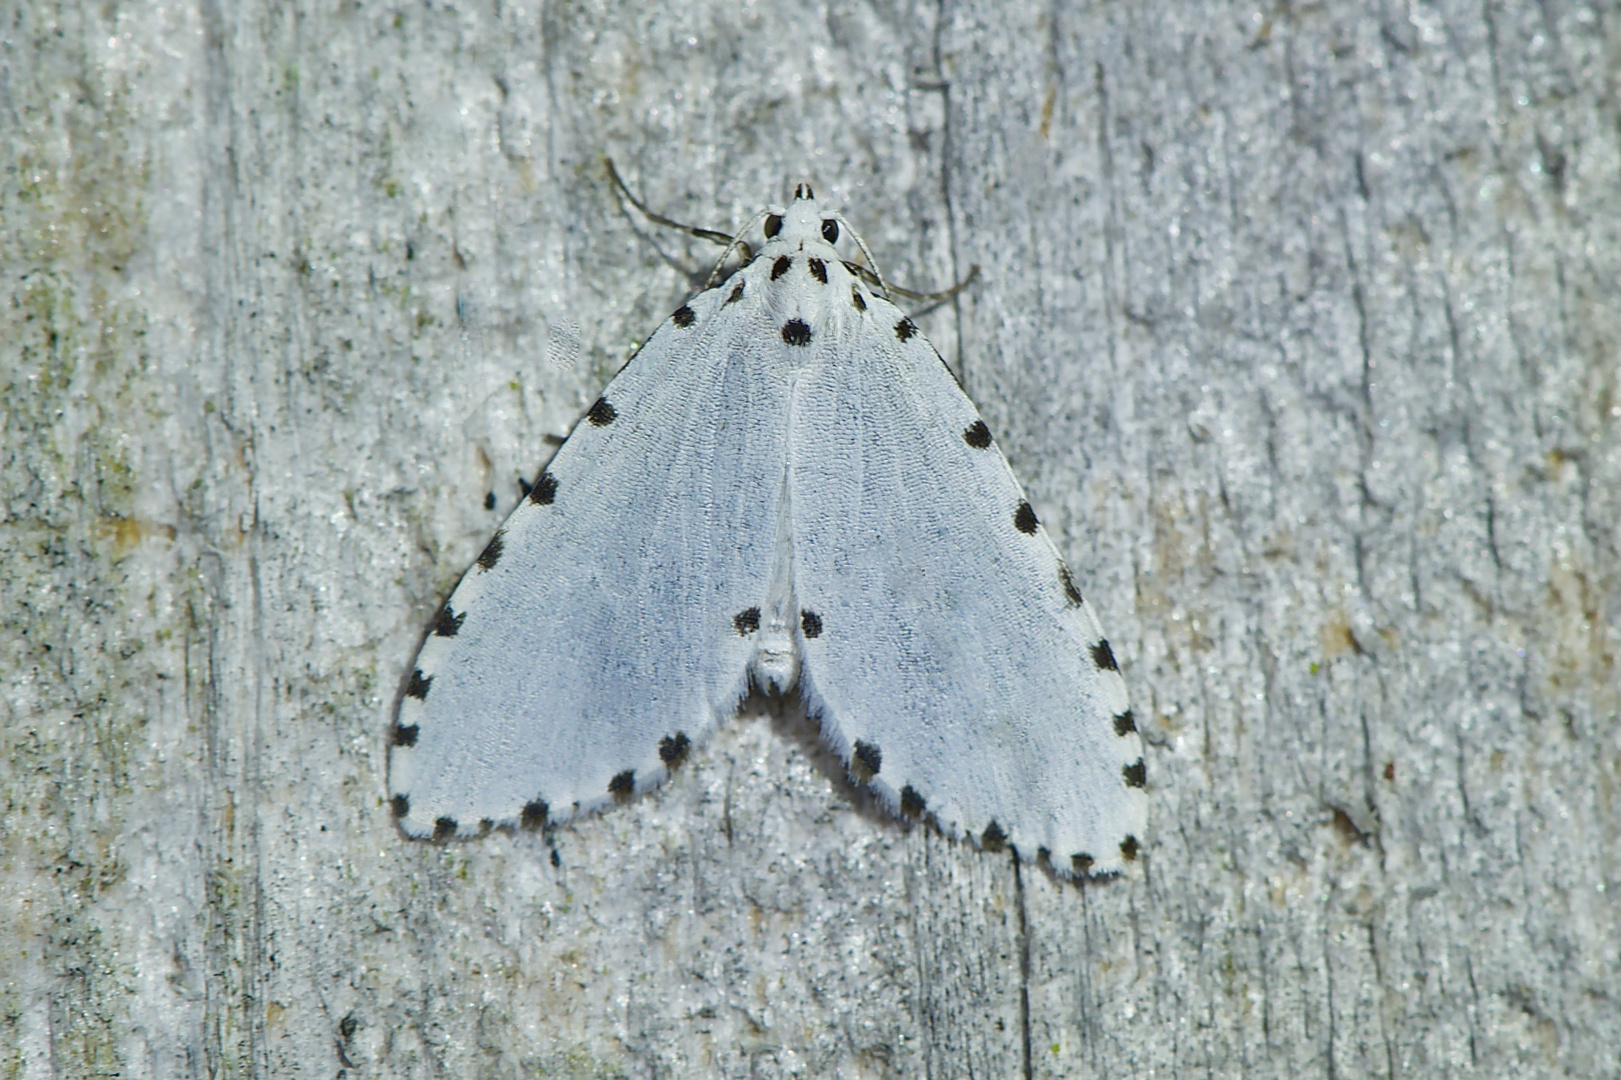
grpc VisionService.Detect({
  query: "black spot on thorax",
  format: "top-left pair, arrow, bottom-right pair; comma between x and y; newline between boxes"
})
734,607 -> 761,635
771,256 -> 792,280
807,257 -> 827,283
782,319 -> 811,347
800,609 -> 822,638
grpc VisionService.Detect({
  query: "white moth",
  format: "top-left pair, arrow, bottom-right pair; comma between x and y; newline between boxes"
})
389,182 -> 1147,877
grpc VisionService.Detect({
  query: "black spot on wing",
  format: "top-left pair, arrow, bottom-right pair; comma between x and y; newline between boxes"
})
1114,709 -> 1137,736
528,470 -> 557,505
800,609 -> 823,638
433,816 -> 457,841
608,770 -> 635,800
1071,852 -> 1095,875
672,304 -> 696,328
1120,835 -> 1140,861
1123,759 -> 1146,788
782,319 -> 811,347
392,723 -> 419,747
434,605 -> 465,637
852,740 -> 882,778
476,531 -> 504,571
1014,501 -> 1039,534
851,289 -> 866,311
405,669 -> 432,700
391,794 -> 409,819
1091,640 -> 1119,672
807,257 -> 827,283
659,732 -> 691,768
895,317 -> 917,340
726,280 -> 745,304
521,800 -> 548,829
733,607 -> 761,635
1059,566 -> 1083,606
587,397 -> 617,426
771,255 -> 792,280
981,821 -> 1008,852
963,420 -> 992,449
900,785 -> 925,819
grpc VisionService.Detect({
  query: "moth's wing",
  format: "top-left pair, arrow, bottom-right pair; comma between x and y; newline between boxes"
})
390,279 -> 787,836
789,301 -> 1147,876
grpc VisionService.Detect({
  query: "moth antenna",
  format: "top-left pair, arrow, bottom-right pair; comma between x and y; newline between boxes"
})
605,158 -> 754,269
833,212 -> 890,297
835,209 -> 978,314
703,209 -> 770,288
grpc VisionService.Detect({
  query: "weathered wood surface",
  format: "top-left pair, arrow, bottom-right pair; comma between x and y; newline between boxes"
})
3,1 -> 1617,1077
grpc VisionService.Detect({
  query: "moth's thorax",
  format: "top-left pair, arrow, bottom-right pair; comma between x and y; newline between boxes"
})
759,236 -> 839,260
748,245 -> 861,355
747,194 -> 866,353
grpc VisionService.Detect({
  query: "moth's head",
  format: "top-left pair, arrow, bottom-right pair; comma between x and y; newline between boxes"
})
763,183 -> 842,250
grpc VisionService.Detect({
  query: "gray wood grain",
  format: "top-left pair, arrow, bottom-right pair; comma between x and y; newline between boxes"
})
2,1 -> 1616,1077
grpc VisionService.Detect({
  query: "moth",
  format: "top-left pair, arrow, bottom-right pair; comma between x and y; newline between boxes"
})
389,171 -> 1146,877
